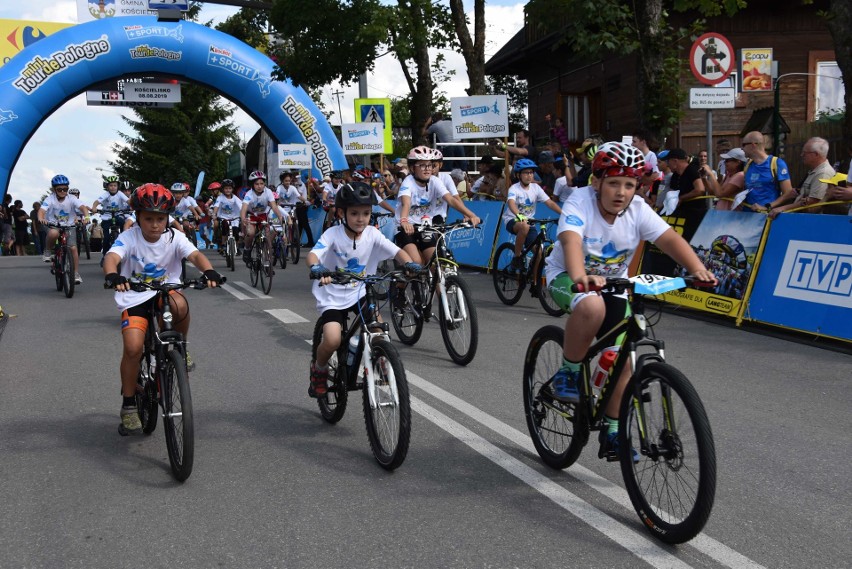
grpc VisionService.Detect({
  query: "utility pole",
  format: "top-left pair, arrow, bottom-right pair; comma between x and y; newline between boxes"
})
332,89 -> 344,126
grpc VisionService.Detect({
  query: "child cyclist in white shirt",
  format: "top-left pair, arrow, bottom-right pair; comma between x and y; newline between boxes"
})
103,183 -> 223,436
240,170 -> 285,263
211,178 -> 243,253
544,142 -> 716,461
503,158 -> 563,272
39,174 -> 90,284
307,182 -> 422,398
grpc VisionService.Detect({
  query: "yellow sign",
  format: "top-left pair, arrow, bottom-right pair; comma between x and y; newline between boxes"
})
354,98 -> 392,154
0,19 -> 73,67
657,288 -> 741,317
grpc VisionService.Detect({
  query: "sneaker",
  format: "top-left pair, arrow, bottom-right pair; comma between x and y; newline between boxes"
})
510,255 -> 524,273
42,254 -> 52,263
550,367 -> 580,403
118,405 -> 143,436
308,362 -> 329,398
74,272 -> 82,284
185,351 -> 195,372
598,429 -> 641,463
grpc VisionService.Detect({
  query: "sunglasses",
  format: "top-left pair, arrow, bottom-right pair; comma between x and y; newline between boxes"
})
54,187 -> 69,192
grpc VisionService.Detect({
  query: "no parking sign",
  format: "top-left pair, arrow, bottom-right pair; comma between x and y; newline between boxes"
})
689,32 -> 735,86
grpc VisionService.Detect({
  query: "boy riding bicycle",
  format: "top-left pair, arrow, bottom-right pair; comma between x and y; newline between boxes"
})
307,182 -> 421,398
211,179 -> 243,253
103,183 -> 223,436
240,170 -> 285,263
544,142 -> 715,460
39,174 -> 90,284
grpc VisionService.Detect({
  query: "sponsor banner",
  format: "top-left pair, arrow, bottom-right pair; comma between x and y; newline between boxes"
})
639,206 -> 709,279
278,143 -> 312,170
77,0 -> 158,23
85,90 -> 175,107
747,214 -> 852,340
651,209 -> 767,317
451,95 -> 508,140
445,201 -> 506,268
123,81 -> 181,102
740,48 -> 773,92
341,122 -> 384,155
0,19 -> 72,67
354,98 -> 392,154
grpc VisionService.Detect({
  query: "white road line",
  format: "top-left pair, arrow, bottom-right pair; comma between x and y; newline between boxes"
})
266,309 -> 309,324
231,281 -> 272,299
411,397 -> 693,569
406,372 -> 767,569
221,283 -> 251,300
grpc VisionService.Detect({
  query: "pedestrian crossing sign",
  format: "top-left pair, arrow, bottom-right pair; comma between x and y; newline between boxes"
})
354,98 -> 392,153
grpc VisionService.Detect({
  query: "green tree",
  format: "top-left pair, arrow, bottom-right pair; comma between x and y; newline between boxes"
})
486,74 -> 528,131
821,0 -> 852,151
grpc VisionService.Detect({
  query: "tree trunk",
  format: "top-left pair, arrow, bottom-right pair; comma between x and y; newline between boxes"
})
826,0 -> 852,152
635,0 -> 667,144
410,39 -> 433,146
449,0 -> 486,95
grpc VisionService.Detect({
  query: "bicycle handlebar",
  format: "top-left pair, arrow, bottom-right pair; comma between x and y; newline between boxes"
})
104,277 -> 227,291
311,268 -> 425,286
571,275 -> 715,294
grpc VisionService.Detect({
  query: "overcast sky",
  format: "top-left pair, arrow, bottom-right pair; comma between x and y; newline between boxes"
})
1,0 -> 523,208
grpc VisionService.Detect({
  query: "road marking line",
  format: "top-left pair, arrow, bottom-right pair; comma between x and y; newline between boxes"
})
266,309 -> 309,324
232,281 -> 272,299
221,283 -> 251,300
411,397 -> 693,569
406,372 -> 767,569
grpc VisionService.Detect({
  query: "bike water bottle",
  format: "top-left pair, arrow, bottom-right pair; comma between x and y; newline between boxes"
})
347,335 -> 359,366
591,347 -> 619,389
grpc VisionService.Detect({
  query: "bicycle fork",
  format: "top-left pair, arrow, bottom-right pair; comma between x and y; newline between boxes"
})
360,330 -> 399,410
437,277 -> 467,324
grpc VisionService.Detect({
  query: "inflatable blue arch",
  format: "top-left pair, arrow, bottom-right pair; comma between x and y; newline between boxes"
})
0,16 -> 347,201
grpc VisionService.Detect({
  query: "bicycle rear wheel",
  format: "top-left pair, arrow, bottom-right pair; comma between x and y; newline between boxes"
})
438,275 -> 478,366
226,237 -> 236,271
390,281 -> 423,345
523,325 -> 588,469
278,238 -> 287,269
373,259 -> 395,300
137,356 -> 159,434
362,339 -> 411,470
53,250 -> 63,291
61,247 -> 74,298
249,242 -> 260,287
537,246 -> 565,317
162,348 -> 194,482
492,242 -> 524,305
289,222 -> 300,264
259,239 -> 273,294
619,362 -> 716,544
312,319 -> 349,423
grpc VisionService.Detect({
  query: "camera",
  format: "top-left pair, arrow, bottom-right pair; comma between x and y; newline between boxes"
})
488,139 -> 499,147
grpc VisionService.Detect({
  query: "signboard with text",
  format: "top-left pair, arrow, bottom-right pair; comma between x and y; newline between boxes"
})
450,95 -> 508,140
740,48 -> 773,92
689,87 -> 736,109
123,82 -> 181,102
354,98 -> 392,153
278,143 -> 312,170
77,0 -> 158,23
341,122 -> 385,155
86,77 -> 178,108
689,32 -> 735,86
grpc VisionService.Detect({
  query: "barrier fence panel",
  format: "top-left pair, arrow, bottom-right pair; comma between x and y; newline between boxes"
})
445,200 -> 505,268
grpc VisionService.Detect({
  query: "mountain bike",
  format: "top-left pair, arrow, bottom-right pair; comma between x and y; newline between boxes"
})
523,274 -> 717,544
246,218 -> 274,294
310,269 -> 414,470
390,220 -> 479,366
220,219 -> 239,272
271,216 -> 288,269
75,219 -> 91,260
492,218 -> 564,316
48,223 -> 75,298
176,214 -> 198,248
106,277 -> 225,481
97,208 -> 130,255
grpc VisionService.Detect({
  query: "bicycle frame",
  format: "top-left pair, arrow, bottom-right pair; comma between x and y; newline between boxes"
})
414,222 -> 470,324
519,219 -> 558,281
143,289 -> 187,393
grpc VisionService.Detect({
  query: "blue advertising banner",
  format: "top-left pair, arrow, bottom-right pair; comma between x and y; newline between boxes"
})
374,201 -> 397,241
747,213 -> 852,340
305,205 -> 326,246
494,202 -> 560,248
445,200 -> 505,268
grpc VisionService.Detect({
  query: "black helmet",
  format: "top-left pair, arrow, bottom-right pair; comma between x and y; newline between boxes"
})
335,182 -> 377,209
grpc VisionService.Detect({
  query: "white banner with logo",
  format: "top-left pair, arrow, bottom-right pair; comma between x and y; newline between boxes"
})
77,0 -> 158,23
450,95 -> 508,140
278,143 -> 312,169
341,122 -> 384,155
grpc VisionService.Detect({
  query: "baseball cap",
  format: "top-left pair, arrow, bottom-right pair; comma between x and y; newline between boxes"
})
720,148 -> 747,163
576,138 -> 595,155
818,172 -> 849,186
666,148 -> 688,161
657,149 -> 670,161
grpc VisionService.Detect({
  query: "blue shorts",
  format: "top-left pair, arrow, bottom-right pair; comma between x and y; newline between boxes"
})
506,220 -> 538,248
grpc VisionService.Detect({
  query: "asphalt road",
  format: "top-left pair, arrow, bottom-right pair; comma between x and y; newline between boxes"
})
0,250 -> 849,569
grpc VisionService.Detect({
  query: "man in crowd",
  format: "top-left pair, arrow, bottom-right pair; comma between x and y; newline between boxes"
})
741,131 -> 795,213
493,129 -> 536,167
666,148 -> 707,218
770,137 -> 835,218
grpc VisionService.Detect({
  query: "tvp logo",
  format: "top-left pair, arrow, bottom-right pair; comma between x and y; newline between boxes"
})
774,240 -> 852,309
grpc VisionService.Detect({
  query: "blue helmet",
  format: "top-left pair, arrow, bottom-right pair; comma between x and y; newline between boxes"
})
51,174 -> 69,187
513,158 -> 538,173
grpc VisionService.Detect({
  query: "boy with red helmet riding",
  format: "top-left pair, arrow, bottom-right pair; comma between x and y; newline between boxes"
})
543,142 -> 715,460
103,183 -> 223,436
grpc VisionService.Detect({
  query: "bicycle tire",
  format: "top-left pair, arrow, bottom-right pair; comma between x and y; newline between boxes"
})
492,242 -> 525,305
260,238 -> 273,294
362,339 -> 411,470
373,259 -> 395,301
83,230 -> 91,260
61,247 -> 74,298
162,348 -> 194,482
278,238 -> 287,269
438,275 -> 478,366
312,319 -> 348,423
390,281 -> 423,345
523,325 -> 588,469
537,245 -> 565,317
53,249 -> 63,291
227,237 -> 236,272
289,224 -> 300,264
249,241 -> 260,287
137,357 -> 158,434
619,362 -> 716,544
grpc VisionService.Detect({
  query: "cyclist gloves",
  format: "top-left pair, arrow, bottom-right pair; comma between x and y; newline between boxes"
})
104,273 -> 128,288
203,269 -> 224,284
515,213 -> 528,222
403,262 -> 423,274
310,264 -> 331,278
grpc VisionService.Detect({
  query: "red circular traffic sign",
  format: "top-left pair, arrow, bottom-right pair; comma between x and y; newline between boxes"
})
689,32 -> 735,86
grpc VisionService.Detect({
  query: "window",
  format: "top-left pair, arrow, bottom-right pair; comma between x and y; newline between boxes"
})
808,51 -> 845,121
561,91 -> 601,141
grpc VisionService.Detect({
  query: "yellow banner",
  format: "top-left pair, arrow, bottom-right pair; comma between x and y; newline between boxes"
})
656,288 -> 741,317
0,19 -> 73,67
354,98 -> 393,154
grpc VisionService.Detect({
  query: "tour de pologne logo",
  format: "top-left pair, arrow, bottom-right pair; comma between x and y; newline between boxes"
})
128,44 -> 181,61
13,36 -> 111,94
206,44 -> 271,98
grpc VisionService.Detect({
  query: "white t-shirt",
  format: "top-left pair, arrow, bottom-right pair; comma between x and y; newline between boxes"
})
275,184 -> 302,206
214,194 -> 242,220
310,225 -> 400,313
322,182 -> 342,202
41,194 -> 86,225
552,177 -> 575,203
96,191 -> 130,219
108,226 -> 197,311
242,188 -> 276,215
503,182 -> 550,223
544,186 -> 670,285
396,175 -> 449,224
432,172 -> 460,218
175,196 -> 199,218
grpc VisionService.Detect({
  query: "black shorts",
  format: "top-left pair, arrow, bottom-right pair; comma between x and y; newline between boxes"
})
318,296 -> 373,329
394,215 -> 444,249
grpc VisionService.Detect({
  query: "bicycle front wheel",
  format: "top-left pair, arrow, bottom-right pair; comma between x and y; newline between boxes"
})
537,246 -> 565,317
390,281 -> 423,345
312,319 -> 349,423
438,275 -> 478,366
260,239 -> 273,294
162,349 -> 194,482
226,237 -> 236,271
492,242 -> 524,305
523,325 -> 588,469
362,339 -> 411,470
61,247 -> 74,298
289,224 -> 300,264
137,357 -> 158,434
53,251 -> 63,291
619,362 -> 716,544
278,238 -> 287,269
249,242 -> 260,287
82,231 -> 91,259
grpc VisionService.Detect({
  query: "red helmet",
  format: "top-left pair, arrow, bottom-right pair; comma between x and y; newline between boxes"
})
591,142 -> 645,179
130,183 -> 175,214
207,181 -> 222,191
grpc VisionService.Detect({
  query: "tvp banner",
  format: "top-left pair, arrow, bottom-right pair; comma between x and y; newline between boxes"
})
746,213 -> 851,341
341,122 -> 384,155
354,98 -> 392,153
278,143 -> 312,170
648,209 -> 767,317
451,95 -> 508,140
0,19 -> 72,67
